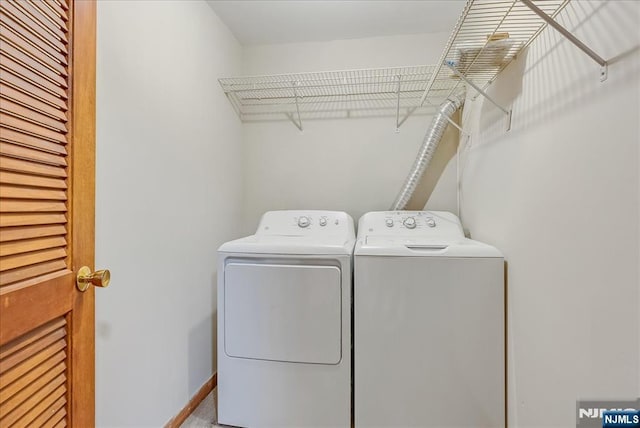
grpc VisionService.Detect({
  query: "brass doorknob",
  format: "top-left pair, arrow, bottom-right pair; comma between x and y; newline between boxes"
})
77,266 -> 111,292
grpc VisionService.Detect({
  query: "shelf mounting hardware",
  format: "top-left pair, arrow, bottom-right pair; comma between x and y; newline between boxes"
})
445,62 -> 510,116
520,0 -> 608,81
395,75 -> 402,132
444,114 -> 467,136
286,81 -> 303,131
418,64 -> 440,108
398,107 -> 417,129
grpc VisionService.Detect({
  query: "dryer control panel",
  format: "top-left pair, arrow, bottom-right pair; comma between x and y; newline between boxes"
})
257,210 -> 355,237
358,211 -> 464,238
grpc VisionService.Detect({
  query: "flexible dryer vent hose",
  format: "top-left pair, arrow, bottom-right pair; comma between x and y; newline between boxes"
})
390,92 -> 466,210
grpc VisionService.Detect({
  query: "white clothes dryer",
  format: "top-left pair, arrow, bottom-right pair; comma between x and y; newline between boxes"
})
218,210 -> 354,428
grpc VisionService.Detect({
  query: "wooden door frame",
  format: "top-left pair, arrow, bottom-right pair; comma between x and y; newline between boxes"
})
69,0 -> 97,426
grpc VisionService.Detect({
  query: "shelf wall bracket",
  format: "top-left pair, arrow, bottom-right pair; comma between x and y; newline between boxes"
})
286,81 -> 303,132
419,65 -> 439,107
285,113 -> 303,132
395,75 -> 402,132
445,62 -> 511,116
398,107 -> 417,129
520,0 -> 608,82
443,114 -> 468,136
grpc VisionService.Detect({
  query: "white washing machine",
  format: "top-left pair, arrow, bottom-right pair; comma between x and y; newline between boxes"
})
354,211 -> 504,428
217,210 -> 354,428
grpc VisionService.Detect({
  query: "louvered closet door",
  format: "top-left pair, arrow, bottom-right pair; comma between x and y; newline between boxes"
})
0,0 -> 97,427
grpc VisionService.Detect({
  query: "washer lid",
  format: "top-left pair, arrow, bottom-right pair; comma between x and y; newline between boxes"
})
355,236 -> 502,257
355,211 -> 502,258
357,210 -> 465,239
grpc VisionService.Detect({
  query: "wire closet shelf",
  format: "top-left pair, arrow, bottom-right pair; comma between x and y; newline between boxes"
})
218,0 -> 573,130
419,0 -> 570,109
218,65 -> 459,130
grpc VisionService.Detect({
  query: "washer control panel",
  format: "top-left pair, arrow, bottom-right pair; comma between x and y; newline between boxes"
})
360,211 -> 464,238
257,210 -> 354,236
382,212 -> 437,230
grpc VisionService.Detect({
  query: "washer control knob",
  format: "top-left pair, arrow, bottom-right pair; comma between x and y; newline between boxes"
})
319,217 -> 327,226
426,218 -> 436,228
403,217 -> 417,229
385,219 -> 394,227
298,216 -> 310,228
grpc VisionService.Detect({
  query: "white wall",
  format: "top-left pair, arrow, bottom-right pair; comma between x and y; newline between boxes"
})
241,33 -> 455,231
95,2 -> 242,426
94,1 -> 640,426
459,1 -> 640,426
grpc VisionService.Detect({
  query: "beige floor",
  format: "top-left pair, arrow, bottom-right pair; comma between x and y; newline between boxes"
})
180,388 -> 223,427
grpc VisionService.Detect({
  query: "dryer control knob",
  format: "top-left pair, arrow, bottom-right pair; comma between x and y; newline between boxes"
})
385,219 -> 394,227
319,217 -> 327,226
426,218 -> 436,228
403,217 -> 417,229
298,216 -> 310,228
